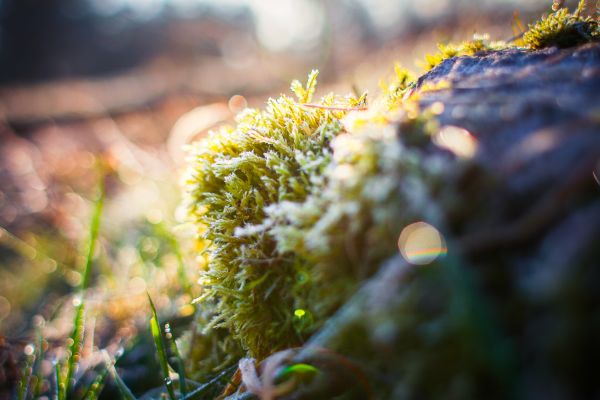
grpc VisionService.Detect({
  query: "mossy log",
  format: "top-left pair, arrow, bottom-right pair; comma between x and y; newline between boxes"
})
287,43 -> 600,400
185,5 -> 600,397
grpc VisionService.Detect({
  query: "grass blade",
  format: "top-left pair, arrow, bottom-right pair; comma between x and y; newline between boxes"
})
102,350 -> 137,400
164,322 -> 188,396
81,366 -> 109,400
147,293 -> 177,400
17,350 -> 35,400
65,299 -> 86,397
81,181 -> 105,291
54,362 -> 66,400
66,182 -> 105,397
31,323 -> 46,398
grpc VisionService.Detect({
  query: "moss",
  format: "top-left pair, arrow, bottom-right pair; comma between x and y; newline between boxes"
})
379,63 -> 416,108
253,106 -> 449,317
184,71 -> 366,358
522,0 -> 599,49
416,1 -> 600,73
422,1 -> 600,72
183,64 -> 452,360
177,303 -> 243,381
422,34 -> 508,71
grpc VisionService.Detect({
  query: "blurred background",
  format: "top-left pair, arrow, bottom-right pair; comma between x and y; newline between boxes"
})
0,0 -> 551,392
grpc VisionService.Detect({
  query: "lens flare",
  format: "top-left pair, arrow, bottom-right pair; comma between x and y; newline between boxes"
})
398,222 -> 447,265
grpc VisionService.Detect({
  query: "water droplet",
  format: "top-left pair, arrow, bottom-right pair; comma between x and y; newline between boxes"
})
164,324 -> 173,339
72,296 -> 82,307
24,344 -> 35,356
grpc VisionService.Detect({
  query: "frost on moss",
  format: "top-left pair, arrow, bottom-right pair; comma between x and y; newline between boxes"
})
245,109 -> 450,325
522,0 -> 599,49
183,68 -> 450,359
184,71 -> 360,357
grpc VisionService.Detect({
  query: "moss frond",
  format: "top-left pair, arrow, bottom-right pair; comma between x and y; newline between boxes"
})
379,63 -> 417,109
290,69 -> 319,103
522,0 -> 599,49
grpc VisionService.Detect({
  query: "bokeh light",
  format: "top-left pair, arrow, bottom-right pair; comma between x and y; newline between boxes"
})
433,125 -> 478,158
228,94 -> 248,114
398,222 -> 447,265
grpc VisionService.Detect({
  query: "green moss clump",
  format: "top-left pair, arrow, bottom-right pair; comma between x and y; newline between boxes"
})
184,66 -> 451,360
423,34 -> 508,71
184,71 -> 364,358
522,0 -> 599,49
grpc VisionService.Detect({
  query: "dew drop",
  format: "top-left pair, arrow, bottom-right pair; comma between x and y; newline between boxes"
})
24,344 -> 35,356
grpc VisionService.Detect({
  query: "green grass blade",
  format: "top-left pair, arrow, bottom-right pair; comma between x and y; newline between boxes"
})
66,182 -> 105,397
102,350 -> 137,400
111,372 -> 137,400
81,366 -> 109,400
81,182 -> 105,291
147,293 -> 177,400
164,323 -> 188,396
32,325 -> 46,397
55,362 -> 66,400
17,350 -> 35,400
65,298 -> 86,397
